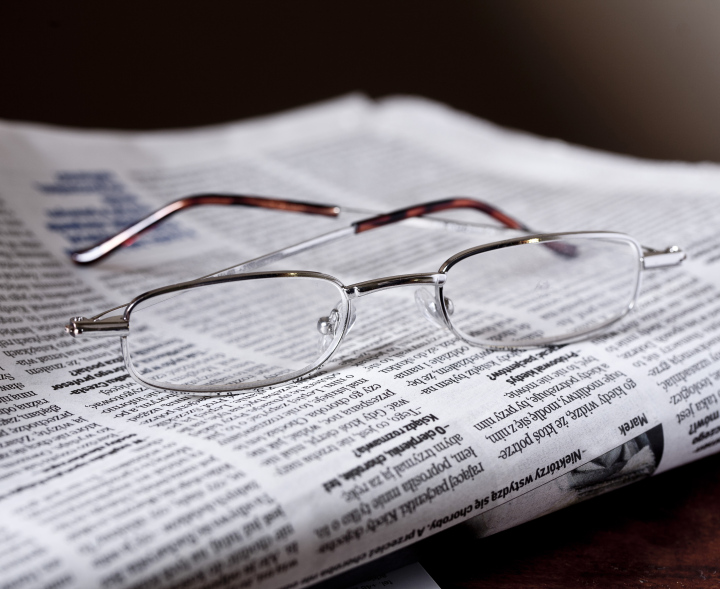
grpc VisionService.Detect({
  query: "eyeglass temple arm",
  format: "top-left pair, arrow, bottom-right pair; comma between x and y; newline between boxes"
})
69,195 -> 534,265
352,197 -> 531,234
353,197 -> 577,257
214,197 -> 554,279
69,194 -> 341,265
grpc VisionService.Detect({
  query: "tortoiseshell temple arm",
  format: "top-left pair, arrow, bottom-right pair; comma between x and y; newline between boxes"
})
353,198 -> 531,233
353,197 -> 576,257
70,194 -> 341,265
70,194 -> 547,265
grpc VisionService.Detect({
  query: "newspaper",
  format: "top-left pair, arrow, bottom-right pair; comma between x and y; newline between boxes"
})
1,95 -> 719,589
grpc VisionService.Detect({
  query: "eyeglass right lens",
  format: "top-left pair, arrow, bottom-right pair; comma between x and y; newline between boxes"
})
125,275 -> 347,393
444,236 -> 642,346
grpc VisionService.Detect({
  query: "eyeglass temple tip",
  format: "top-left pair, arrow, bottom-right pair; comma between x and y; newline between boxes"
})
68,194 -> 342,264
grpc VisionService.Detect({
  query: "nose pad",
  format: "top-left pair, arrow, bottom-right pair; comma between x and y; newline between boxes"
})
444,296 -> 454,316
414,288 -> 448,329
316,302 -> 355,355
317,308 -> 340,354
317,309 -> 339,336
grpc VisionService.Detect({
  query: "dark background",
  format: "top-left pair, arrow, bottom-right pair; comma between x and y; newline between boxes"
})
2,1 -> 719,161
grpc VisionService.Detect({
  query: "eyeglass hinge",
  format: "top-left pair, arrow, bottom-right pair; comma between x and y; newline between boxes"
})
642,246 -> 686,269
65,315 -> 129,338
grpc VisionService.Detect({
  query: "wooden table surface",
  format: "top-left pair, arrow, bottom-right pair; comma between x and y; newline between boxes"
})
416,452 -> 720,588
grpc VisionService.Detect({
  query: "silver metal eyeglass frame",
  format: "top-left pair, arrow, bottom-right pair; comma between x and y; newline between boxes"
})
65,195 -> 686,396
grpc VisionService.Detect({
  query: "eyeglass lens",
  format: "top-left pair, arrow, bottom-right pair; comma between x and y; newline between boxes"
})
125,276 -> 348,391
443,236 -> 641,346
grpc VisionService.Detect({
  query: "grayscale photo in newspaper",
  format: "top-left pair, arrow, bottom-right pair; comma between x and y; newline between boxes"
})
0,95 -> 719,589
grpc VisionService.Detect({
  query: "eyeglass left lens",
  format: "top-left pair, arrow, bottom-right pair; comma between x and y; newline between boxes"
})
124,275 -> 348,393
442,235 -> 642,347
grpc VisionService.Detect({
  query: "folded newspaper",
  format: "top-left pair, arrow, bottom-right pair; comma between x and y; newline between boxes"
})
1,95 -> 719,589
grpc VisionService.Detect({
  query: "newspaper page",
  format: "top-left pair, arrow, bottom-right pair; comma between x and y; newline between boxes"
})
1,95 -> 719,589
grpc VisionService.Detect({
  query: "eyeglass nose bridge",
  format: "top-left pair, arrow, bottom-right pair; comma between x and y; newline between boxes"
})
345,273 -> 450,329
345,272 -> 446,299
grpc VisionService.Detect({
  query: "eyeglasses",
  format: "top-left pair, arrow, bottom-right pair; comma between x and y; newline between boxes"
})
65,194 -> 685,396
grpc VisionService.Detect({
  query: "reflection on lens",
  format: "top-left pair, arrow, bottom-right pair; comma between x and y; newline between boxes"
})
125,274 -> 347,392
443,236 -> 641,346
